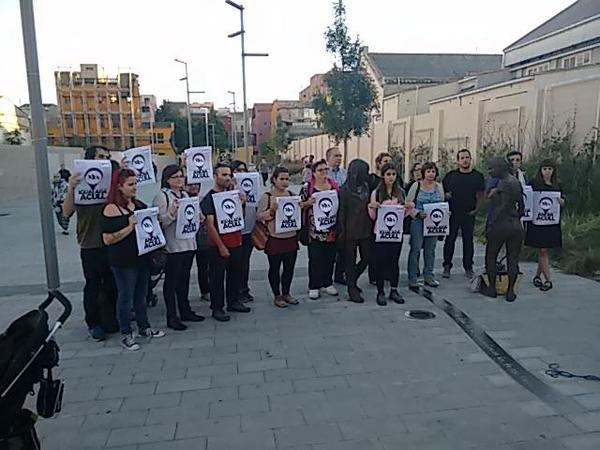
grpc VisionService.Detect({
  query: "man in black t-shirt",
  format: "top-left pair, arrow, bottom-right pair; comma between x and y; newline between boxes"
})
442,149 -> 485,278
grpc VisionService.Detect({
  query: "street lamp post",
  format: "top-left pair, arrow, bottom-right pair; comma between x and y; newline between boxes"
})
225,0 -> 268,164
174,59 -> 205,149
228,90 -> 238,152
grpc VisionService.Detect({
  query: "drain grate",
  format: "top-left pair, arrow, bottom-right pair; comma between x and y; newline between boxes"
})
405,310 -> 436,320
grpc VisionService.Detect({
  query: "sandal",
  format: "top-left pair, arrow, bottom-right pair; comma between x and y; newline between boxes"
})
282,294 -> 299,305
533,276 -> 543,288
274,296 -> 288,308
539,281 -> 553,292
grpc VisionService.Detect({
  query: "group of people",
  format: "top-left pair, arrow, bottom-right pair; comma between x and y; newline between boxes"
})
63,144 -> 563,351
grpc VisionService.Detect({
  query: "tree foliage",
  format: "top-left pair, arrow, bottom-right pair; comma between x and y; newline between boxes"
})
313,0 -> 377,161
4,129 -> 24,145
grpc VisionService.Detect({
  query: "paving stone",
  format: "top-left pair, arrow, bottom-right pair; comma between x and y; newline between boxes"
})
269,391 -> 326,411
568,411 -> 600,432
238,358 -> 287,373
120,392 -> 182,411
313,438 -> 385,450
186,363 -> 238,378
518,400 -> 559,417
486,373 -> 518,387
180,387 -> 238,406
146,404 -> 210,424
106,423 -> 175,447
156,377 -> 211,393
293,375 -> 349,392
98,381 -> 157,399
81,410 -> 149,431
511,347 -> 551,358
264,367 -> 317,382
573,393 -> 600,410
138,437 -> 208,450
211,371 -> 264,388
212,350 -> 262,365
209,396 -> 270,418
561,432 -> 600,450
241,409 -> 305,431
39,429 -> 110,450
62,398 -> 123,416
239,380 -> 294,399
175,416 -> 241,439
207,430 -> 275,450
274,423 -> 342,447
132,368 -> 187,383
338,416 -> 408,440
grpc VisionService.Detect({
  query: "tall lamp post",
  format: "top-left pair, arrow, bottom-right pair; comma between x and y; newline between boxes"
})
225,0 -> 268,164
174,58 -> 205,148
228,90 -> 238,152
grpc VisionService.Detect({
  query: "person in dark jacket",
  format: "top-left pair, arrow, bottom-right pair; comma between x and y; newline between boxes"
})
338,159 -> 373,303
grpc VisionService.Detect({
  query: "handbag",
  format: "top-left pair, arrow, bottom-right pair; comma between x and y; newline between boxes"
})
251,193 -> 271,251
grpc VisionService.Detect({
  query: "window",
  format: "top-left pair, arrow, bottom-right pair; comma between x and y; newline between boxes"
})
562,56 -> 576,69
129,137 -> 135,148
153,132 -> 165,144
111,114 -> 120,129
141,106 -> 150,113
65,114 -> 73,129
127,116 -> 133,128
99,115 -> 108,128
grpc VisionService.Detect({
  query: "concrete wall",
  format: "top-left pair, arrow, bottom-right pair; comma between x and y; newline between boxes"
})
0,144 -> 177,202
285,65 -> 600,181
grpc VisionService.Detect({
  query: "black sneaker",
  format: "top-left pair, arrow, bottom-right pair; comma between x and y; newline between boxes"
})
212,309 -> 231,322
376,293 -> 387,306
181,312 -> 205,322
88,326 -> 106,342
227,302 -> 251,313
167,318 -> 187,331
442,266 -> 451,279
240,292 -> 254,303
465,269 -> 475,279
389,289 -> 405,304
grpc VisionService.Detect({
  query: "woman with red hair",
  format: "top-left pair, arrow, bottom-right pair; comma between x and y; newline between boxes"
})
102,168 -> 165,351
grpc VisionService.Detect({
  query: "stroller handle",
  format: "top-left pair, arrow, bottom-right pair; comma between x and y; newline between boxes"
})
39,290 -> 72,325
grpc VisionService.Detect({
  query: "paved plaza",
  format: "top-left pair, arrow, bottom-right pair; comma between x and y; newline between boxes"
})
1,193 -> 600,450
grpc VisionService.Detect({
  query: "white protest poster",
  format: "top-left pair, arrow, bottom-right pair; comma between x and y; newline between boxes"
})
73,159 -> 112,205
375,204 -> 404,242
312,189 -> 339,232
124,146 -> 156,186
423,202 -> 450,236
176,196 -> 200,240
212,190 -> 244,234
134,207 -> 166,255
234,172 -> 260,205
275,196 -> 301,234
522,185 -> 533,222
186,147 -> 213,184
532,191 -> 561,226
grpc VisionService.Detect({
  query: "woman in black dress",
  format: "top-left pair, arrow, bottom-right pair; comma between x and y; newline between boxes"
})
525,159 -> 565,292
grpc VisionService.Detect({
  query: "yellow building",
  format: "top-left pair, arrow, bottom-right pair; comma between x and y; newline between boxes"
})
151,122 -> 176,156
54,64 -> 151,150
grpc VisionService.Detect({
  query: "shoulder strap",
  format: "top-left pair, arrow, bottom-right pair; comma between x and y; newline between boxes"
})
161,188 -> 170,209
264,192 -> 272,212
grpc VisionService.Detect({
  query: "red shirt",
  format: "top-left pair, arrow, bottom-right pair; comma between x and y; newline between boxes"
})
200,189 -> 242,249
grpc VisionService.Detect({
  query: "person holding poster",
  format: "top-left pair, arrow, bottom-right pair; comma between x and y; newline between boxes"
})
525,159 -> 564,292
406,162 -> 445,288
101,168 -> 165,351
368,163 -> 414,306
481,157 -> 525,302
201,163 -> 251,322
300,159 -> 341,300
123,146 -> 156,186
63,145 -> 117,342
153,165 -> 204,331
231,160 -> 257,303
257,166 -> 301,308
339,159 -> 374,303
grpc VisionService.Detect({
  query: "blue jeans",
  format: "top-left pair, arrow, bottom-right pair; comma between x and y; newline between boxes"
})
408,218 -> 437,283
111,265 -> 151,335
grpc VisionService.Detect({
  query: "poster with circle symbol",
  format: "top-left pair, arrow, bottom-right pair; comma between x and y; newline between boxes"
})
521,185 -> 533,222
423,202 -> 450,236
233,172 -> 260,205
185,147 -> 213,184
134,207 -> 166,255
311,190 -> 339,232
532,191 -> 561,226
176,196 -> 200,240
275,196 -> 301,234
123,146 -> 156,186
73,159 -> 112,205
375,204 -> 405,242
212,190 -> 244,234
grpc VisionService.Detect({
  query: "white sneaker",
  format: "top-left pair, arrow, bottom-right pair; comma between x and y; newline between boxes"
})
320,285 -> 339,296
308,289 -> 320,300
139,328 -> 166,339
121,334 -> 140,351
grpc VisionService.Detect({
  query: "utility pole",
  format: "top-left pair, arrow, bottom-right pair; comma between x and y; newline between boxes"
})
228,90 -> 238,152
226,0 -> 268,164
174,58 -> 205,149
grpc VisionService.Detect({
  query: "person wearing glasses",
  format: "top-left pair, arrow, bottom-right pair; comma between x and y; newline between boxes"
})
153,165 -> 204,331
300,159 -> 340,300
507,150 -> 528,187
231,160 -> 256,303
63,145 -> 118,342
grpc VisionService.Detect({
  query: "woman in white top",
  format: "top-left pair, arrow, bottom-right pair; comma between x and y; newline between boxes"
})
153,164 -> 204,331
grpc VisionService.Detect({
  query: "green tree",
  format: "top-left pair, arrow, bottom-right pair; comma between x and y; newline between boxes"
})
4,129 -> 24,145
313,0 -> 377,163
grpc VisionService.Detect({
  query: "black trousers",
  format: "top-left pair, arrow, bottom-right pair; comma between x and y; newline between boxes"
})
195,248 -> 210,295
485,223 -> 524,285
240,233 -> 253,295
163,251 -> 195,320
308,241 -> 336,290
209,246 -> 243,311
267,251 -> 298,296
443,212 -> 476,271
334,249 -> 345,281
343,238 -> 373,287
261,173 -> 268,186
80,247 -> 117,329
374,242 -> 402,292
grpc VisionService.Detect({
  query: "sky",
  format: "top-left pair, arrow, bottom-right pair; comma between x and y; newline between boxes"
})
0,0 -> 575,110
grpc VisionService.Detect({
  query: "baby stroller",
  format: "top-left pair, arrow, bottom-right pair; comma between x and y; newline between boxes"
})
470,255 -> 523,295
0,291 -> 72,450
